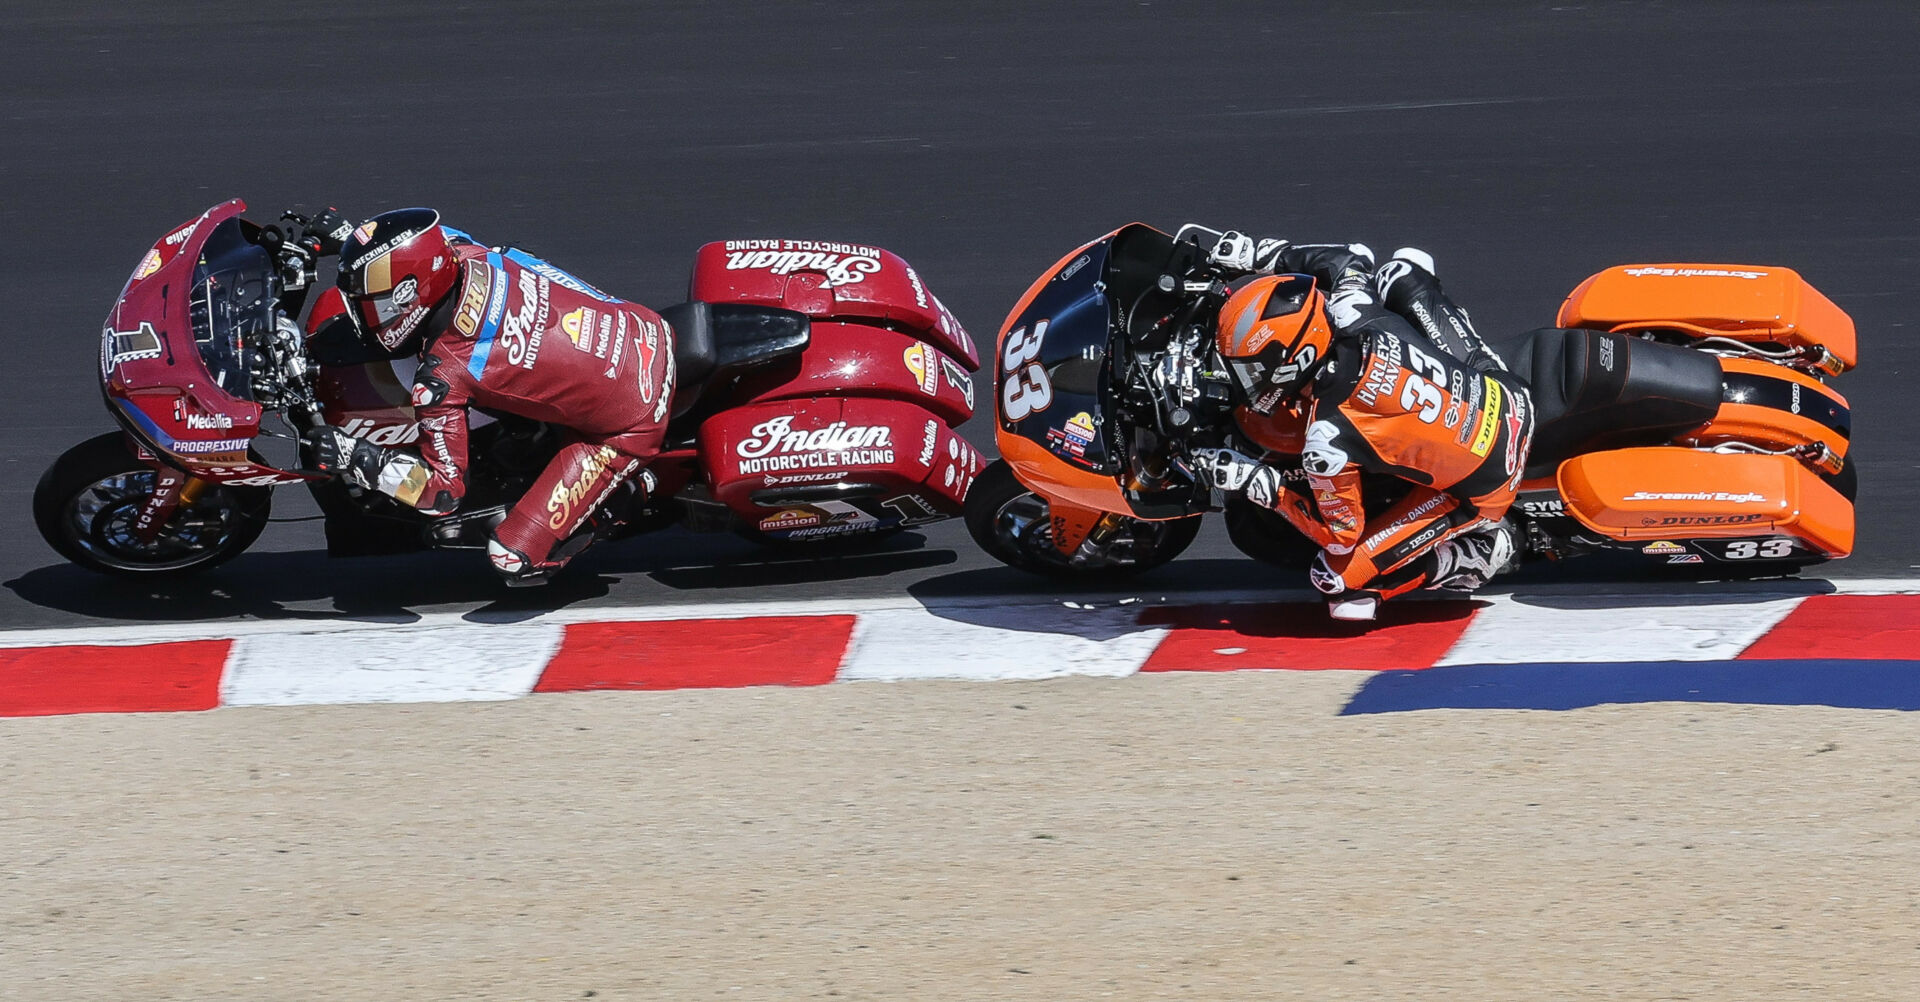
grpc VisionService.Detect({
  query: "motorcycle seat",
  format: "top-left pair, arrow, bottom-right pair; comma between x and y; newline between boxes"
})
1512,326 -> 1723,478
657,301 -> 811,421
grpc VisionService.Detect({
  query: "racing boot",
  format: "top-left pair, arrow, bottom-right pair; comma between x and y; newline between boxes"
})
1427,520 -> 1520,593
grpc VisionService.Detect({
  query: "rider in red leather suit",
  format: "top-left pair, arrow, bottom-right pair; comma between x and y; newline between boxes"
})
305,208 -> 675,585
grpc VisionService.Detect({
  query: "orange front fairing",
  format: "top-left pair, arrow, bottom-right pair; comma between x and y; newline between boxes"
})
1557,447 -> 1852,556
1557,264 -> 1856,371
999,432 -> 1130,517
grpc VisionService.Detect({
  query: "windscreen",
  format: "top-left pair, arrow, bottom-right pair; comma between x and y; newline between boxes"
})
187,219 -> 273,401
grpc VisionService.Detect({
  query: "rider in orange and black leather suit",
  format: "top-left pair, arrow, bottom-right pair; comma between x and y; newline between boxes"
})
1193,233 -> 1533,620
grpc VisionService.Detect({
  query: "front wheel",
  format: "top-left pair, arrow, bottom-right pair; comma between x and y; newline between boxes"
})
963,459 -> 1200,578
33,433 -> 272,577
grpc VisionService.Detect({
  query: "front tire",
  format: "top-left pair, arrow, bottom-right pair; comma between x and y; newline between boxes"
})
962,459 -> 1199,578
33,433 -> 271,577
1222,496 -> 1320,569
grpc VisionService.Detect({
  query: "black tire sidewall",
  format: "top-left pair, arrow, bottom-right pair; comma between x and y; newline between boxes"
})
963,459 -> 1199,577
33,432 -> 272,577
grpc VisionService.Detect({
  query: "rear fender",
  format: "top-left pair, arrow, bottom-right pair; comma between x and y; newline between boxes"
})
1556,446 -> 1852,556
690,240 -> 977,369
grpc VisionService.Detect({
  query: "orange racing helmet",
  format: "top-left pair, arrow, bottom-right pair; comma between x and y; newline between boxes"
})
1214,273 -> 1332,415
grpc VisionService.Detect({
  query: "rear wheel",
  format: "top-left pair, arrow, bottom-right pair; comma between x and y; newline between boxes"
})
33,433 -> 271,577
963,459 -> 1200,578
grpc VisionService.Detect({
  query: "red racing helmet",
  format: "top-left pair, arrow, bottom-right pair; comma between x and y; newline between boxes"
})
336,208 -> 458,357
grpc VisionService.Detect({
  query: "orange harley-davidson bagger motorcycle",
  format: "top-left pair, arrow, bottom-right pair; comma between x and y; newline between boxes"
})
963,223 -> 1855,581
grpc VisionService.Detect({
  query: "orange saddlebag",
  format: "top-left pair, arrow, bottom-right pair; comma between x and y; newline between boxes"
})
1557,264 -> 1855,372
1557,447 -> 1852,556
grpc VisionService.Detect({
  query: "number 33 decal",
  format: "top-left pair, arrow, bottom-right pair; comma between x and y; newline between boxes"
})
1725,539 -> 1794,559
1001,319 -> 1052,420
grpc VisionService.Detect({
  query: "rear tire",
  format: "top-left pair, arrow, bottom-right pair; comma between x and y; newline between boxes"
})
33,433 -> 271,577
963,459 -> 1199,578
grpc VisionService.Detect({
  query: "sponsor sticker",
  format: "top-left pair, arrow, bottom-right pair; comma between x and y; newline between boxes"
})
1641,540 -> 1687,555
183,412 -> 234,431
132,249 -> 163,281
903,342 -> 939,395
1043,411 -> 1096,458
734,415 -> 894,474
759,508 -> 825,532
918,419 -> 939,467
1626,490 -> 1768,504
1469,377 -> 1503,458
452,260 -> 493,336
1623,266 -> 1767,280
721,239 -> 883,288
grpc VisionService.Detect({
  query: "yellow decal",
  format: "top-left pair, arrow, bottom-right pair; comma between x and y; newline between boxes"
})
1469,377 -> 1503,458
452,260 -> 491,336
903,342 -> 937,395
561,307 -> 594,347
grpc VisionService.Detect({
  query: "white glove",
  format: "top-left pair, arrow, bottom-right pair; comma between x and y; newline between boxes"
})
1209,231 -> 1287,274
1243,464 -> 1284,510
1190,447 -> 1258,491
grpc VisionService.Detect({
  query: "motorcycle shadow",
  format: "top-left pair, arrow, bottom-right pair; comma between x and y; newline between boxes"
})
3,528 -> 958,625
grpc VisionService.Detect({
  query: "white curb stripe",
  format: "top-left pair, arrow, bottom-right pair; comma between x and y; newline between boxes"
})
1438,594 -> 1808,665
839,604 -> 1168,682
221,622 -> 565,706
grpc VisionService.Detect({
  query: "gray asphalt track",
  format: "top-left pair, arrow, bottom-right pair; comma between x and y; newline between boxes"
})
2,1 -> 1915,629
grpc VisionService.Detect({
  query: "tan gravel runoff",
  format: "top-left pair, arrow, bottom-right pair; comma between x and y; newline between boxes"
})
3,671 -> 1917,1001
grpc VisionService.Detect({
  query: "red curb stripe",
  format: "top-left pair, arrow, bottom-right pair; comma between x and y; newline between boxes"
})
0,640 -> 231,717
535,615 -> 856,692
1738,595 -> 1920,660
1138,600 -> 1482,672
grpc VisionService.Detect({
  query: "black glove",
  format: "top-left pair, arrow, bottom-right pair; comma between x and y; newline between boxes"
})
305,207 -> 351,256
304,425 -> 387,490
277,207 -> 351,257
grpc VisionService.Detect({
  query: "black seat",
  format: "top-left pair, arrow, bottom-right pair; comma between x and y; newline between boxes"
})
1511,327 -> 1724,478
657,301 -> 810,422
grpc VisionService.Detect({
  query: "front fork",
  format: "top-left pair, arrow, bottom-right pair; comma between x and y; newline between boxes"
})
130,464 -> 205,544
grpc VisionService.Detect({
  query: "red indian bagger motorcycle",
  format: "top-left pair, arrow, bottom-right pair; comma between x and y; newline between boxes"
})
35,200 -> 986,577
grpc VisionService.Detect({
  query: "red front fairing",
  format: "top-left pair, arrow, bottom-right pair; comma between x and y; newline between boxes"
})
101,200 -> 307,487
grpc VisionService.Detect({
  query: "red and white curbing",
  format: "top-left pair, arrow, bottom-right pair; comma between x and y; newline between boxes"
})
1,580 -> 1916,717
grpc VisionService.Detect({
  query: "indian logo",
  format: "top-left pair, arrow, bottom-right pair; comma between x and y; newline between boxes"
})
721,239 -> 883,288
